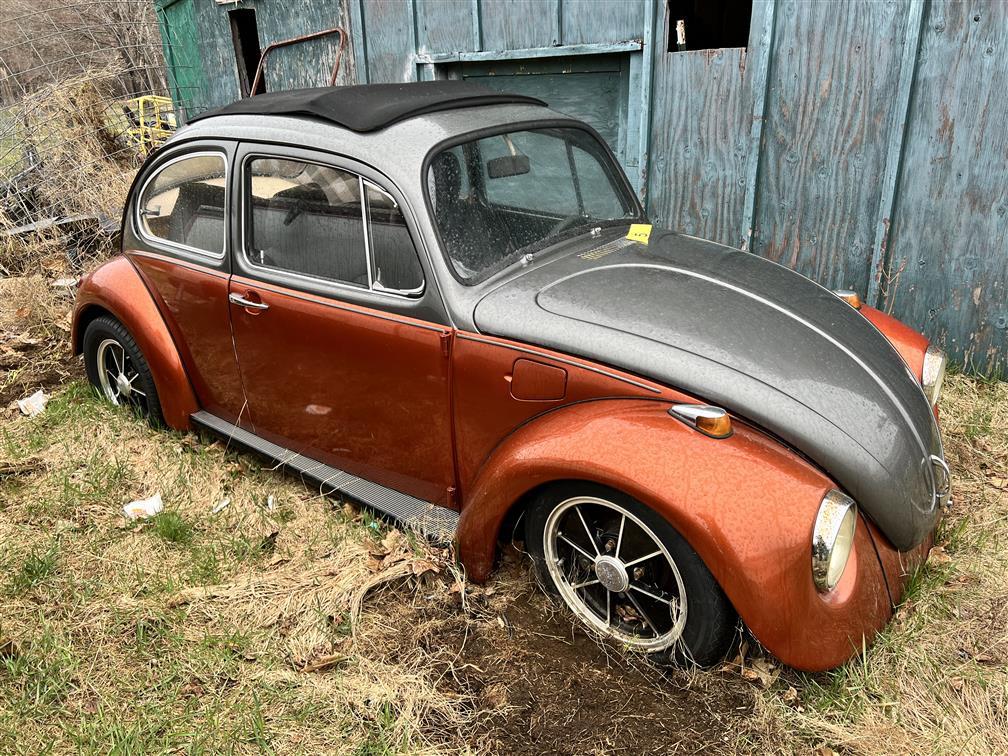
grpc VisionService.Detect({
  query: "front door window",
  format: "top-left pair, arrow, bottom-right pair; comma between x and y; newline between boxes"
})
247,158 -> 368,286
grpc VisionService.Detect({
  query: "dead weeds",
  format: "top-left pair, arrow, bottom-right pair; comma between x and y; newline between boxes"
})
0,269 -> 1006,753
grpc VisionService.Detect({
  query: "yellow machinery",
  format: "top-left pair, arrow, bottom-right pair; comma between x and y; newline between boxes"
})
118,95 -> 176,154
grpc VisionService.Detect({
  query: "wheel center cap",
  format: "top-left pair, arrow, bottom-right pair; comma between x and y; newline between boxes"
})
116,373 -> 131,397
594,555 -> 629,592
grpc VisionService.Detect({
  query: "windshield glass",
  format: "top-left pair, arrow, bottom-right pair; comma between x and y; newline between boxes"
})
427,127 -> 641,283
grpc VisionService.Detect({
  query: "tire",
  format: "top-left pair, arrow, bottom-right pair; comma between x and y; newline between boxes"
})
83,315 -> 164,427
525,481 -> 736,666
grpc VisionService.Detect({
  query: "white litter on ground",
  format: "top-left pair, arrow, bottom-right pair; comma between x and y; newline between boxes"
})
123,492 -> 164,520
16,389 -> 48,417
212,497 -> 231,514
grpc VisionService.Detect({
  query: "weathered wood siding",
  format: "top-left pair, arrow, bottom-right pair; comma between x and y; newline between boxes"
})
752,0 -> 913,294
166,0 -> 1006,373
883,2 -> 1008,374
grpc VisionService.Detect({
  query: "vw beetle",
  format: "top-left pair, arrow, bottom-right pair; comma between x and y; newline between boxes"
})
72,82 -> 949,670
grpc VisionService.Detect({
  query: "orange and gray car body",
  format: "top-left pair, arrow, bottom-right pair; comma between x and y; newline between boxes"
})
72,83 -> 948,672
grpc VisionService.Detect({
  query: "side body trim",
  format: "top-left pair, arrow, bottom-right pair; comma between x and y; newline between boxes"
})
190,411 -> 459,544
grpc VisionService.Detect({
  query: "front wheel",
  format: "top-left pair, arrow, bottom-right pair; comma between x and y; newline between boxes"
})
83,315 -> 164,426
525,482 -> 737,666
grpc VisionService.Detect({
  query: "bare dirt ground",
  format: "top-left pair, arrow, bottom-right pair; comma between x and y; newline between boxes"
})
1,259 -> 1006,754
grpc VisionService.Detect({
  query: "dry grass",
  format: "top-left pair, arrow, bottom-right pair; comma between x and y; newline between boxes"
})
752,372 -> 1008,755
0,261 -> 1006,753
0,271 -> 76,404
0,385 -> 474,754
2,65 -> 150,276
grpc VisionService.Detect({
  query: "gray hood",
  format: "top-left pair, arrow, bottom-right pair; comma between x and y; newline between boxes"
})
473,228 -> 945,551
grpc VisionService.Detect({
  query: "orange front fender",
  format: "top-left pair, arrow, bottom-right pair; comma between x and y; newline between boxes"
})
861,304 -> 929,380
457,398 -> 894,671
72,256 -> 198,429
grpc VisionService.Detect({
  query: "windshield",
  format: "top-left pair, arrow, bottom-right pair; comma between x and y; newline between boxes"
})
427,126 -> 641,284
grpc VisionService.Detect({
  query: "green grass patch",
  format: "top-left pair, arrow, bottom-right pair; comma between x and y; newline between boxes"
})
147,510 -> 194,546
9,543 -> 60,595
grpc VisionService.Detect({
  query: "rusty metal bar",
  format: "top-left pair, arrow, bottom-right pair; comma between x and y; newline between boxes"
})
248,26 -> 347,97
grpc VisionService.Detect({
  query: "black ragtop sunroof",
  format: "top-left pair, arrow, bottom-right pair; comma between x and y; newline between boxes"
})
189,81 -> 547,133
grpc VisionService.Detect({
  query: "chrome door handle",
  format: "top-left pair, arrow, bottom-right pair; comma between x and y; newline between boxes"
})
228,292 -> 269,310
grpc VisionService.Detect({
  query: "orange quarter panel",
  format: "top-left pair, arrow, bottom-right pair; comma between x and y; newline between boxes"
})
72,256 -> 199,429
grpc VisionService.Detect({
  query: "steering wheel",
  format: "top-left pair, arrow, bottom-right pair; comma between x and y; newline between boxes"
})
548,212 -> 586,236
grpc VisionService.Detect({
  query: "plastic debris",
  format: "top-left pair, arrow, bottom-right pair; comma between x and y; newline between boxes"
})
51,277 -> 78,289
266,494 -> 275,512
123,492 -> 164,520
212,497 -> 230,514
16,389 -> 48,417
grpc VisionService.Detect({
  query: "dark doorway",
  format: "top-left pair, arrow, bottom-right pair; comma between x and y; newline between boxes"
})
229,8 -> 262,97
667,0 -> 752,52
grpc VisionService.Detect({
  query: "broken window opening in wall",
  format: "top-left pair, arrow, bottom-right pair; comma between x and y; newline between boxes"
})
666,0 -> 753,52
229,8 -> 263,97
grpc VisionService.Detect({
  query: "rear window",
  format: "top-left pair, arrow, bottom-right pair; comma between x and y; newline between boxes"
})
137,153 -> 226,256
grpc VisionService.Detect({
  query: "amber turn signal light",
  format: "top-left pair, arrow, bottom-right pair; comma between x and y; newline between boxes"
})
668,404 -> 733,438
832,288 -> 862,309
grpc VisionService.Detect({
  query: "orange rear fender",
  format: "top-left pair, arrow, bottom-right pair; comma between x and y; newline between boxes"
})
71,256 -> 198,429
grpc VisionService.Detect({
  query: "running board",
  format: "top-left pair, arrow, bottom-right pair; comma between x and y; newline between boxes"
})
190,411 -> 459,544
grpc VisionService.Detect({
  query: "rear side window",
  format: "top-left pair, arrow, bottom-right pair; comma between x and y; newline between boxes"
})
138,153 -> 226,256
246,158 -> 368,287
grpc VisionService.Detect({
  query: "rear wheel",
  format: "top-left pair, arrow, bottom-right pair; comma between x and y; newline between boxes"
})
525,482 -> 736,665
83,315 -> 163,426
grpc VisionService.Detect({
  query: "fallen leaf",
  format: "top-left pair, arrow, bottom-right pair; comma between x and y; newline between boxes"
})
949,677 -> 964,691
15,306 -> 31,318
381,530 -> 403,554
746,658 -> 778,688
181,679 -> 205,697
300,654 -> 348,673
410,559 -> 440,576
782,685 -> 798,703
929,546 -> 952,565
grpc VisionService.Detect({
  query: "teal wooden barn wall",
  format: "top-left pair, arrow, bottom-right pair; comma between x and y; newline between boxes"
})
164,0 -> 1007,374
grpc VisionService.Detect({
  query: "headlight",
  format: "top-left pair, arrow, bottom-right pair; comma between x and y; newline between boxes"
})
922,344 -> 946,406
811,490 -> 857,593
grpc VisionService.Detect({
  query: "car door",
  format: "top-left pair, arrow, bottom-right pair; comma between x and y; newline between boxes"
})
128,142 -> 249,424
227,143 -> 456,506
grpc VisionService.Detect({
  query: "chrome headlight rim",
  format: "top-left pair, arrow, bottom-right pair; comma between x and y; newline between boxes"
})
812,490 -> 857,593
922,344 -> 947,406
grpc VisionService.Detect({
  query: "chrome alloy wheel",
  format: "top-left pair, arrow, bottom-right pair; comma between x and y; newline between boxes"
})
543,496 -> 688,652
95,337 -> 147,408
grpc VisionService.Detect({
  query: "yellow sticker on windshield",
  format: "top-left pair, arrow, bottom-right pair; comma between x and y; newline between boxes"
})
626,223 -> 652,245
